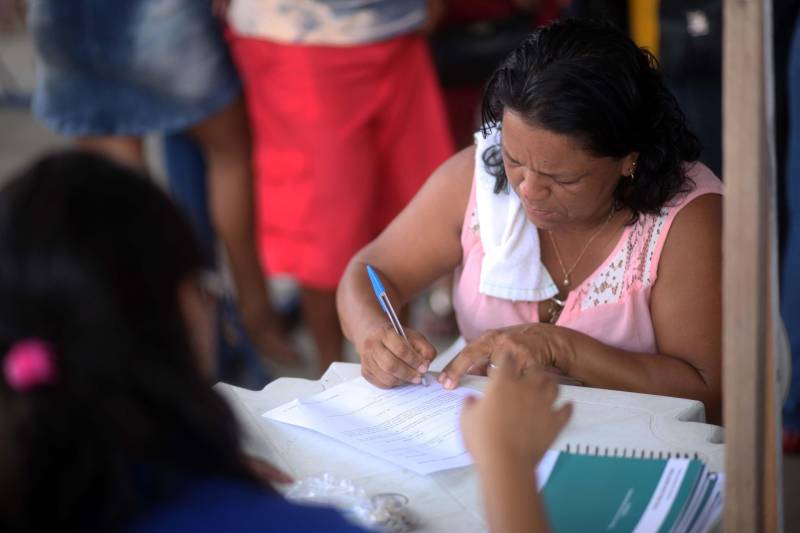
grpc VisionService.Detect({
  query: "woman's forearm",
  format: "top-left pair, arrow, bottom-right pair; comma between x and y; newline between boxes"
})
336,259 -> 391,346
554,329 -> 721,423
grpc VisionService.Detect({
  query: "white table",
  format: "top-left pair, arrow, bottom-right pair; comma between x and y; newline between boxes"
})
215,362 -> 724,532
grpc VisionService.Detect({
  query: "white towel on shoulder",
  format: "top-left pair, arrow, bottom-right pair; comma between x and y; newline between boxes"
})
474,129 -> 558,302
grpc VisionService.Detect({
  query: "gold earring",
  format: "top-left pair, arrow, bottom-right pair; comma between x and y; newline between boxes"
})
629,161 -> 637,180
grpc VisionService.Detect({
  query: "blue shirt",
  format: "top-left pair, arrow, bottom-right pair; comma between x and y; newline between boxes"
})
128,477 -> 367,533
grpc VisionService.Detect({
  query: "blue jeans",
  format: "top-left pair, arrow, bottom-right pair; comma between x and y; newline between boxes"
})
163,133 -> 271,390
781,18 -> 800,432
29,0 -> 241,135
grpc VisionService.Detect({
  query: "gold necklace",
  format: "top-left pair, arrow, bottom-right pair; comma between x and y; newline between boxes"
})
547,207 -> 615,289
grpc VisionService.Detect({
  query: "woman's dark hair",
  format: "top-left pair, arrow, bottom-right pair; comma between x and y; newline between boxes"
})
0,152 -> 258,532
481,18 -> 701,221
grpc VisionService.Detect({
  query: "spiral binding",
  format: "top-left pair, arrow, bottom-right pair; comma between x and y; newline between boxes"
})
562,443 -> 701,460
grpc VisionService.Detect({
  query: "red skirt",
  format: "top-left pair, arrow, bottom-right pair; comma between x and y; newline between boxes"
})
229,34 -> 455,289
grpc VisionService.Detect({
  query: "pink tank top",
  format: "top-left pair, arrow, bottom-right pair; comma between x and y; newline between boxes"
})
452,162 -> 723,354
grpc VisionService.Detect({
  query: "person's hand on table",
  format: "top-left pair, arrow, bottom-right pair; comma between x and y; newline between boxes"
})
438,323 -> 567,390
357,323 -> 437,388
460,353 -> 573,470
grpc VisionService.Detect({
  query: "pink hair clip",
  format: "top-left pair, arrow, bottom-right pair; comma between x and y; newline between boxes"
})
3,339 -> 58,392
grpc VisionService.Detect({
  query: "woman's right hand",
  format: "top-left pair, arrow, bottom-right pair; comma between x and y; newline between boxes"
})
460,354 -> 573,471
357,323 -> 437,388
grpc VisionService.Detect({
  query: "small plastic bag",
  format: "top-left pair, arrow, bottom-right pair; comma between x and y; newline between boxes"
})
284,472 -> 419,532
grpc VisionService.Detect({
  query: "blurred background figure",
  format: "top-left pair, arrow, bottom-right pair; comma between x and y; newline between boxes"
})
0,0 -> 29,109
223,0 -> 455,371
24,0 -> 298,386
161,132 -> 301,388
782,11 -> 800,454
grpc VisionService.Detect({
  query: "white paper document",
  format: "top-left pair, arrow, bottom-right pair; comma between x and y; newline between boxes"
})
263,377 -> 477,475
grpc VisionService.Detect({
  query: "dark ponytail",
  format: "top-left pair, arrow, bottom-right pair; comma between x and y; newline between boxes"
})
0,153 -> 258,532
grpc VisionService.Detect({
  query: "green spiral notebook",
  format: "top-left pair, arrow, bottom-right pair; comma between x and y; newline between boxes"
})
537,447 -> 724,533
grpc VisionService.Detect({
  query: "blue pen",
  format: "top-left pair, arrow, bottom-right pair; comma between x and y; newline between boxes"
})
366,264 -> 430,386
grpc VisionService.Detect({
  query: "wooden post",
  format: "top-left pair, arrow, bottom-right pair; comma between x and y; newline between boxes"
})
722,0 -> 780,531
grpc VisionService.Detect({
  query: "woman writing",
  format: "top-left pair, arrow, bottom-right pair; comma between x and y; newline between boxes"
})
338,19 -> 723,422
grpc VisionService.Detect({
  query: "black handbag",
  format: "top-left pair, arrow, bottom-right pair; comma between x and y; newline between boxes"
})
429,14 -> 533,87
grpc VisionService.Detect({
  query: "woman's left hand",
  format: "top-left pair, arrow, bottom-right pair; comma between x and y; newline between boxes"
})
438,324 -> 569,389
